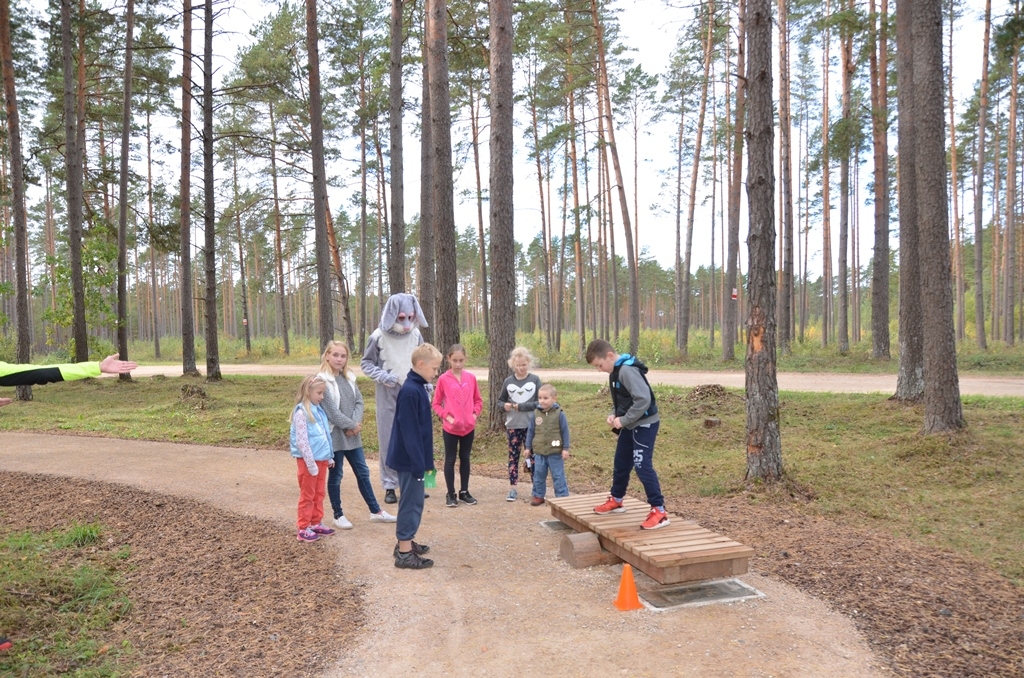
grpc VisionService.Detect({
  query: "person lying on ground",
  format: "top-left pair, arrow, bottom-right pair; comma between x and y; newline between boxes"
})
0,354 -> 139,407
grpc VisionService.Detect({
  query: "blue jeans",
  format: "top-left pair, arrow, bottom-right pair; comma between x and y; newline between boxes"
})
328,447 -> 381,517
532,453 -> 569,498
610,422 -> 663,507
395,470 -> 425,542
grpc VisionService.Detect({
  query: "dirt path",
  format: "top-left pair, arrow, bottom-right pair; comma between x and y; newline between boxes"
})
125,364 -> 1024,397
1,431 -> 886,676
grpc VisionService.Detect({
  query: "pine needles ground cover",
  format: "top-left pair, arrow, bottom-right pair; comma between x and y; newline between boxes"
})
1,376 -> 1021,585
0,523 -> 133,677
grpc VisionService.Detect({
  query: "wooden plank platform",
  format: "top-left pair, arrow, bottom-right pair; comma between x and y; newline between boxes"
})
546,493 -> 755,585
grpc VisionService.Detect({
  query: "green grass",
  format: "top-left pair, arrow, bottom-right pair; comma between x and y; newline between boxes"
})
0,523 -> 133,676
2,374 -> 1022,586
115,330 -> 1024,375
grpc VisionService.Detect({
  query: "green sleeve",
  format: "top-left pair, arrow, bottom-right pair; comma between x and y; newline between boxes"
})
57,362 -> 102,381
0,361 -> 100,387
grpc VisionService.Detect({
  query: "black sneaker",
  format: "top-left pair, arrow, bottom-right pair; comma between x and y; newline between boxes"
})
446,493 -> 458,507
458,490 -> 478,505
384,489 -> 397,504
394,550 -> 434,569
393,541 -> 430,558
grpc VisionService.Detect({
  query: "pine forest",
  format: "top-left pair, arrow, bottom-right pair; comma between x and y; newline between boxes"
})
0,0 -> 1016,433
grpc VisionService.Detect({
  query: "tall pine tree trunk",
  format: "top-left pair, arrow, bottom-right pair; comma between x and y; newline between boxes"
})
745,0 -> 782,481
838,0 -> 852,354
894,0 -> 925,401
468,78 -> 490,337
869,0 -> 891,358
269,102 -> 290,355
359,42 -> 369,352
778,0 -> 794,355
202,0 -> 220,380
488,0 -> 515,430
565,9 -> 586,356
418,35 -> 435,344
232,139 -> 251,355
179,0 -> 199,375
820,0 -> 833,347
1003,36 -> 1019,345
947,1 -> 965,341
61,0 -> 88,362
388,0 -> 405,294
145,108 -> 161,358
909,0 -> 963,431
428,0 -> 459,356
116,0 -> 135,379
1,0 -> 32,400
306,0 -> 334,350
974,0 -> 992,349
724,0 -> 746,360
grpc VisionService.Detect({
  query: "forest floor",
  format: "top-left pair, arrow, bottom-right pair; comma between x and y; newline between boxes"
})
2,426 -> 1022,676
124,363 -> 1024,397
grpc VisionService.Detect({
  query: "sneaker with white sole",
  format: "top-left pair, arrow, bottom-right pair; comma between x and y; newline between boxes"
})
297,527 -> 319,542
369,510 -> 397,523
506,488 -> 518,502
333,515 -> 354,530
640,507 -> 670,530
310,523 -> 335,535
593,496 -> 626,514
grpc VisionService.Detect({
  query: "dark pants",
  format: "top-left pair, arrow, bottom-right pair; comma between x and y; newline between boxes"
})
506,428 -> 527,485
442,430 -> 474,495
610,421 -> 663,507
396,471 -> 426,542
327,447 -> 381,518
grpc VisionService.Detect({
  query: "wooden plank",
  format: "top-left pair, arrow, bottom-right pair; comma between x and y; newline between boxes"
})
547,493 -> 753,584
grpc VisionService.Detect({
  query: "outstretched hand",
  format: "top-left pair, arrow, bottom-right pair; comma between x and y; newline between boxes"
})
0,397 -> 13,408
99,354 -> 139,375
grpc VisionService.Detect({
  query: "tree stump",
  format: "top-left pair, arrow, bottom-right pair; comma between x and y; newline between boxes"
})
703,417 -> 721,428
559,532 -> 622,569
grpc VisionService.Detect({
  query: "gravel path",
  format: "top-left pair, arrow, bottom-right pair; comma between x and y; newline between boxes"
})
1,431 -> 887,676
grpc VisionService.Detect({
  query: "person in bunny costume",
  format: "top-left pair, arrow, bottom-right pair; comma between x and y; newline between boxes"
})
361,293 -> 428,504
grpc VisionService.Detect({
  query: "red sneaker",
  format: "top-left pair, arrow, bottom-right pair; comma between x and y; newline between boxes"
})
640,507 -> 670,530
593,496 -> 625,514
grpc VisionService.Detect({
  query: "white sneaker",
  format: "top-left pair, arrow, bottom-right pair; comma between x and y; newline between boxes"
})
370,510 -> 397,523
333,515 -> 354,530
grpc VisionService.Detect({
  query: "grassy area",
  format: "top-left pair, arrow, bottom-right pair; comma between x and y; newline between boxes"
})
0,523 -> 133,676
108,330 -> 1024,375
1,374 -> 1021,587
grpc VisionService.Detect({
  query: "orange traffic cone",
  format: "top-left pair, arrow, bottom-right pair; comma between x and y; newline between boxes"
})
613,564 -> 644,611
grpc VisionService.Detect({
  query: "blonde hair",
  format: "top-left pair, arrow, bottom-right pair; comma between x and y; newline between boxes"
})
539,383 -> 556,398
293,374 -> 326,423
319,340 -> 355,380
412,342 -> 443,366
507,345 -> 535,369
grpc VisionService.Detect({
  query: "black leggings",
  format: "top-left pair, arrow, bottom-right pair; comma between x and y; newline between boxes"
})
442,429 -> 475,494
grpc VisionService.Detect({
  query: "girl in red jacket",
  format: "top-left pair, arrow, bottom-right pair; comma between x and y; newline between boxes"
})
431,344 -> 483,507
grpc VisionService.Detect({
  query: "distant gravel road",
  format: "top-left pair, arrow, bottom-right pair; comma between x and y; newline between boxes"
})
124,364 -> 1024,397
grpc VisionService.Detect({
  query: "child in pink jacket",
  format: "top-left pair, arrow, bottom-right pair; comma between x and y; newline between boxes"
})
432,344 -> 483,507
